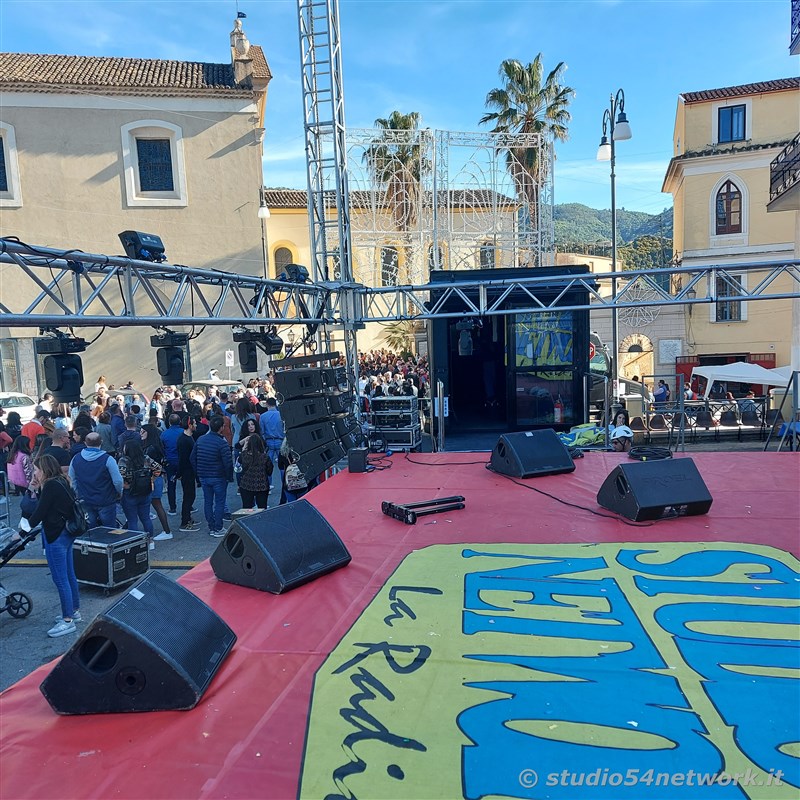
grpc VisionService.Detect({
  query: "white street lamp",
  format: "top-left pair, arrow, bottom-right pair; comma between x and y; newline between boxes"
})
258,190 -> 271,279
597,88 -> 633,404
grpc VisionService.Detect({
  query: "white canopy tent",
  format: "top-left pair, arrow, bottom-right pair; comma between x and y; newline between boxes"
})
690,363 -> 791,398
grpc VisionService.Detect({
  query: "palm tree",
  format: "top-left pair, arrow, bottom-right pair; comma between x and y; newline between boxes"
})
364,111 -> 424,232
365,112 -> 428,284
380,319 -> 420,355
480,55 -> 573,210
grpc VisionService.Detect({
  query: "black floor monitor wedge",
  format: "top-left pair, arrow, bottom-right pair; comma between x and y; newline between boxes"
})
40,572 -> 236,715
210,499 -> 351,594
597,458 -> 713,521
489,430 -> 576,478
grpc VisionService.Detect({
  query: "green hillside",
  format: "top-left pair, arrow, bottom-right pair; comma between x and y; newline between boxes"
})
554,203 -> 674,269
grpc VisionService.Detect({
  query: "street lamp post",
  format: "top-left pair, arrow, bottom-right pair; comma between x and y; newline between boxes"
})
258,190 -> 271,280
597,89 -> 632,404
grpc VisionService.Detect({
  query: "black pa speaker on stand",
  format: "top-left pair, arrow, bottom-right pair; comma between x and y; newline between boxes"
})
40,572 -> 236,714
597,458 -> 713,521
489,430 -> 575,478
210,499 -> 351,594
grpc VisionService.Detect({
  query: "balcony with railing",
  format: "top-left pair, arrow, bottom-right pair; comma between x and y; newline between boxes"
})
791,0 -> 800,55
767,132 -> 800,213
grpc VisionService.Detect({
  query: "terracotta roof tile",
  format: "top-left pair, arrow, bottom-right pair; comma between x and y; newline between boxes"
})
0,52 -> 263,95
249,46 -> 271,81
682,77 -> 799,103
262,188 -> 514,209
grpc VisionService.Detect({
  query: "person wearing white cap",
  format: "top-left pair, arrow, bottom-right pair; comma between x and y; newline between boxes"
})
610,425 -> 634,453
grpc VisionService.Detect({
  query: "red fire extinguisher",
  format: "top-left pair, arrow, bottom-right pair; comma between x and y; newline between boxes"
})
554,394 -> 564,424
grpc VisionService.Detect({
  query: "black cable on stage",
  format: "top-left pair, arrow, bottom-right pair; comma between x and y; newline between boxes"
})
483,462 -> 656,528
628,446 -> 672,461
403,452 -> 490,466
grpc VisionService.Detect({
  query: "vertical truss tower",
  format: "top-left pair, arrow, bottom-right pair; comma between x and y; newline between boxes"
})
297,0 -> 359,388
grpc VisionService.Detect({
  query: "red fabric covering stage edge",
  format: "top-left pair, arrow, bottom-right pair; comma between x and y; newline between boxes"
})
1,451 -> 798,800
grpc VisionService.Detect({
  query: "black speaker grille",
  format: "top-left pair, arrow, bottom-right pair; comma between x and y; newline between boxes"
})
103,572 -> 235,692
239,502 -> 346,584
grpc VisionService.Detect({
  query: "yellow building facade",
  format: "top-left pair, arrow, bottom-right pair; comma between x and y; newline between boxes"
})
0,22 -> 271,395
662,77 -> 799,388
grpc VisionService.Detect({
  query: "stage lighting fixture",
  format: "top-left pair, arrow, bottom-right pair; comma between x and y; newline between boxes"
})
239,342 -> 259,373
150,331 -> 189,348
232,328 -> 284,356
278,263 -> 310,283
458,329 -> 473,357
43,354 -> 84,404
456,318 -> 479,357
35,334 -> 88,355
156,347 -> 185,384
119,231 -> 167,263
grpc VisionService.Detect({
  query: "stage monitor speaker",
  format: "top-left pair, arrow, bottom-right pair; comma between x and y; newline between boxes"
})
596,458 -> 713,521
39,572 -> 236,715
286,418 -> 336,454
210,499 -> 351,593
489,430 -> 575,478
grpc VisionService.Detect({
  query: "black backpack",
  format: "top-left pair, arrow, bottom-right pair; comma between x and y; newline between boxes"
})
128,467 -> 153,497
59,481 -> 89,538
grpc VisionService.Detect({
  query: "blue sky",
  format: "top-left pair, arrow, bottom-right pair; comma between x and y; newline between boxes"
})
1,0 -> 797,213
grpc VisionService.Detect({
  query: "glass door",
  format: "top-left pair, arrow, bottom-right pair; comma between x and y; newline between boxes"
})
509,310 -> 578,429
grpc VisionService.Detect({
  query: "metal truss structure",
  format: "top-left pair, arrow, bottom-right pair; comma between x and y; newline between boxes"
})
2,239 -> 798,329
297,0 -> 358,375
342,128 -> 555,287
0,239 -> 330,328
298,0 -> 353,286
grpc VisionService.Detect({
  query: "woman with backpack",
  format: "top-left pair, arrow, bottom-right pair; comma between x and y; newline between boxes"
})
117,439 -> 155,540
140,423 -> 171,541
238,432 -> 273,510
21,454 -> 81,637
7,435 -> 34,495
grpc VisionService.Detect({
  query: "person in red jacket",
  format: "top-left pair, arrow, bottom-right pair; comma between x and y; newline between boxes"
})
21,409 -> 49,450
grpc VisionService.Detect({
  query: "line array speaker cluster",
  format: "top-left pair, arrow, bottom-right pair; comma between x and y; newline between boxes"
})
274,357 -> 362,482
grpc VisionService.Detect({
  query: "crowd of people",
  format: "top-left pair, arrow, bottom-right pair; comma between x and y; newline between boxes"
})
0,374 -> 317,640
353,350 -> 429,406
0,350 -> 443,640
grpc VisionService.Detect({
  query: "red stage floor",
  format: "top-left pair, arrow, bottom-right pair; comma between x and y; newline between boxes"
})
1,452 -> 798,800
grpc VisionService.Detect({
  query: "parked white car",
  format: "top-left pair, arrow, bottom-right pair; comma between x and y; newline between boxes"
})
180,380 -> 245,398
0,392 -> 38,423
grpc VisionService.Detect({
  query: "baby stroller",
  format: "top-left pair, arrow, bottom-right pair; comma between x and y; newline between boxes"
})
0,525 -> 37,619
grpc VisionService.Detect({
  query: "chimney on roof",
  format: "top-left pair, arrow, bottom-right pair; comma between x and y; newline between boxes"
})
230,18 -> 253,86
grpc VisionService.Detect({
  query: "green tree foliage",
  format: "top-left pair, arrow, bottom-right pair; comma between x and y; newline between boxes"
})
364,111 -> 425,231
480,55 -> 574,208
379,320 -> 419,355
555,203 -> 673,270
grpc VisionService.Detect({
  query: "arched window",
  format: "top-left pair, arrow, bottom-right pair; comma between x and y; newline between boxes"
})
274,247 -> 293,275
715,180 -> 742,235
381,246 -> 398,286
